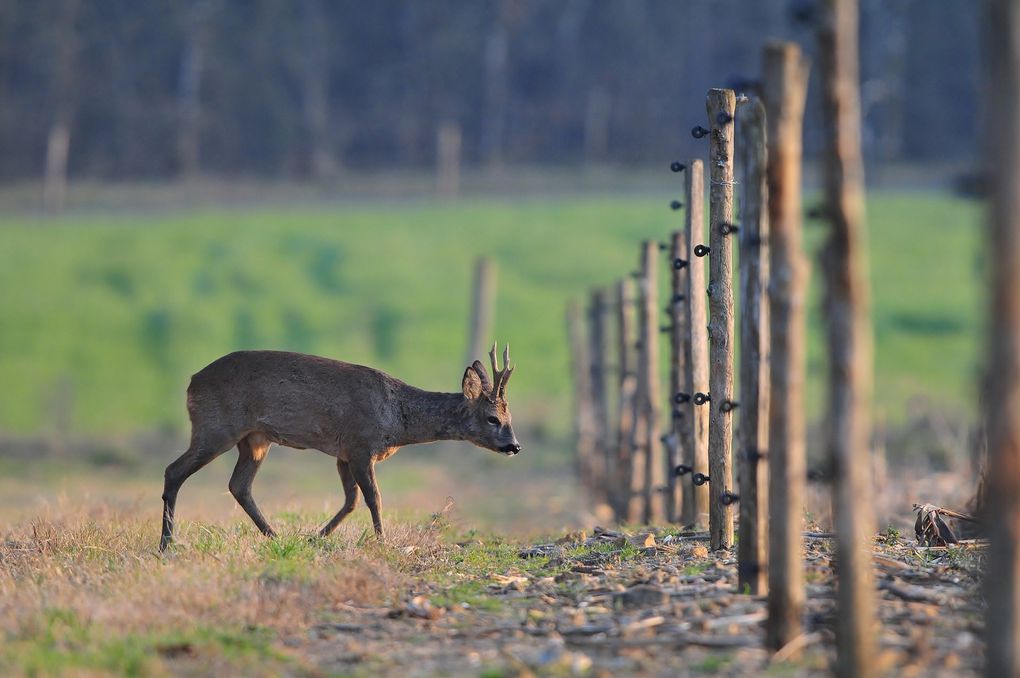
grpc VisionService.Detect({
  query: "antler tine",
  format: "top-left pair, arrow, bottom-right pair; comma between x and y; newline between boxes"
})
488,342 -> 500,394
497,343 -> 515,397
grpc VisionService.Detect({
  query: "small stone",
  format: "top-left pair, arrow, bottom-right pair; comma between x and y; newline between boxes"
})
556,529 -> 588,545
614,584 -> 669,609
406,595 -> 443,620
570,652 -> 593,674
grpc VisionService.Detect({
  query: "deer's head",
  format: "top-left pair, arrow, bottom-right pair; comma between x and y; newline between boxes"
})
461,343 -> 521,456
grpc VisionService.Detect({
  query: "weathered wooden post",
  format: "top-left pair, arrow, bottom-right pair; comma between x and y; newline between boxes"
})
684,159 -> 710,528
984,1 -> 1020,675
705,89 -> 737,550
615,279 -> 639,521
436,120 -> 462,199
736,97 -> 769,596
817,1 -> 877,675
567,300 -> 596,502
466,257 -> 496,367
637,241 -> 664,524
588,288 -> 612,505
666,226 -> 687,525
763,40 -> 810,656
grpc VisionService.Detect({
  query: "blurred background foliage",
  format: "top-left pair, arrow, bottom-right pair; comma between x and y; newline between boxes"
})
0,0 -> 979,180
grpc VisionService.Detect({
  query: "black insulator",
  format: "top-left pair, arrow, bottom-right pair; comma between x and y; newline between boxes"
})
693,392 -> 711,406
675,464 -> 693,476
673,258 -> 688,270
693,472 -> 710,486
720,400 -> 740,413
671,409 -> 684,419
716,111 -> 733,125
691,126 -> 710,139
670,200 -> 683,211
672,293 -> 686,304
720,491 -> 740,506
720,222 -> 739,236
674,392 -> 691,405
694,244 -> 711,257
670,161 -> 685,173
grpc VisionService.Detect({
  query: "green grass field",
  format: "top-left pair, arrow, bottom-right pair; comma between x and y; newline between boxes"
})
0,191 -> 983,442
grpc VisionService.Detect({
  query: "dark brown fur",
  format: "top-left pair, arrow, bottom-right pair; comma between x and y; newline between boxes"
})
159,348 -> 519,551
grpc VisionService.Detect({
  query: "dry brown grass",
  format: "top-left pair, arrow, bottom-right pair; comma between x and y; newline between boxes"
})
0,502 -> 452,676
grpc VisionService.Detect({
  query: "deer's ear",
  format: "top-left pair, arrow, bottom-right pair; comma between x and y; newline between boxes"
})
462,366 -> 485,399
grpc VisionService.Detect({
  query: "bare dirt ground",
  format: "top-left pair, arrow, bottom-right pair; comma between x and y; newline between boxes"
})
292,525 -> 982,677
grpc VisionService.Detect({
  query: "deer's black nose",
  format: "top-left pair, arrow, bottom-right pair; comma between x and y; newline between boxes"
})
501,443 -> 522,455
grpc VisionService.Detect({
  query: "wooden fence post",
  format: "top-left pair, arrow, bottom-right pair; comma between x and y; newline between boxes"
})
762,40 -> 810,655
984,2 -> 1020,673
436,120 -> 462,199
588,288 -> 611,506
466,257 -> 496,367
567,300 -> 596,502
637,241 -> 664,524
666,227 -> 688,525
817,1 -> 877,675
615,279 -> 639,521
684,159 -> 710,528
705,89 -> 737,550
737,97 -> 769,595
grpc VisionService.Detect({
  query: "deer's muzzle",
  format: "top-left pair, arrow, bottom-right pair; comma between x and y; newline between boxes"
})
500,443 -> 521,455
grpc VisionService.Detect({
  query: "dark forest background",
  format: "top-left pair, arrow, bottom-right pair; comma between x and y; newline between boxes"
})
0,0 -> 980,182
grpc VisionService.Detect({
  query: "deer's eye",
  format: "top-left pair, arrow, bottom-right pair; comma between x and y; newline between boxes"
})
487,416 -> 500,426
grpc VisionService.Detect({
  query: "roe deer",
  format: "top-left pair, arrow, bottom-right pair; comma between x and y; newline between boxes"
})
159,343 -> 520,551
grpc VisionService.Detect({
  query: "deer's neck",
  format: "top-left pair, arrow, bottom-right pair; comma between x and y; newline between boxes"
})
391,386 -> 468,446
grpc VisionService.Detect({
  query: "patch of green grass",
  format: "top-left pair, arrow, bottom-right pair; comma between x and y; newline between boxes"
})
1,608 -> 291,677
880,524 -> 902,545
432,581 -> 505,612
453,538 -> 545,575
257,534 -> 321,582
0,192 -> 984,445
694,654 -> 733,673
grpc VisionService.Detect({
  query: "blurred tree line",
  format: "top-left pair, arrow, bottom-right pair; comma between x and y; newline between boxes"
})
0,0 -> 979,183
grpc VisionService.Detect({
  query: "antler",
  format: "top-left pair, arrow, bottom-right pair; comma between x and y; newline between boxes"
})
488,341 -> 515,399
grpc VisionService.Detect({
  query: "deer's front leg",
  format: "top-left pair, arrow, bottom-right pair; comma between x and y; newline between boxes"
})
351,456 -> 383,537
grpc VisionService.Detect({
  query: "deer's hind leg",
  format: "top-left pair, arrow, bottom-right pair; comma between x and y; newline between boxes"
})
229,433 -> 276,538
160,429 -> 239,551
318,459 -> 360,537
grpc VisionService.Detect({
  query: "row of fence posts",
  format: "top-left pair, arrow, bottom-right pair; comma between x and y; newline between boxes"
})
567,33 -> 876,671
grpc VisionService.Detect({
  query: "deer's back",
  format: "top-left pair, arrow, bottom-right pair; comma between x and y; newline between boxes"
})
186,350 -> 403,453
